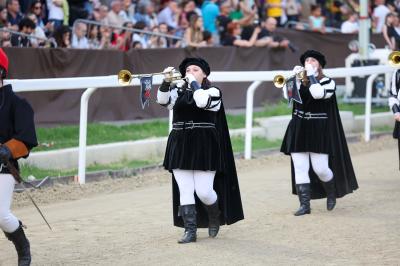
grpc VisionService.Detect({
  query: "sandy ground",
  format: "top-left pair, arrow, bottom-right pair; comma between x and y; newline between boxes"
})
0,135 -> 399,266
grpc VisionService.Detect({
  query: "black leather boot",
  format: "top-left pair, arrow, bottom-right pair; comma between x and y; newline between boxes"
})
322,179 -> 336,211
294,184 -> 311,216
4,221 -> 31,266
204,200 -> 220,238
178,205 -> 197,244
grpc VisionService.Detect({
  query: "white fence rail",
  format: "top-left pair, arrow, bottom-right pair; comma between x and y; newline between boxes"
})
5,64 -> 394,183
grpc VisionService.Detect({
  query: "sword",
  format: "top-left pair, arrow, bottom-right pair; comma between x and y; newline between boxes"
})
4,159 -> 53,231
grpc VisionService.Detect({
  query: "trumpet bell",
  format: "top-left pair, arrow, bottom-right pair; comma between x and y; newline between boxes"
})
273,75 -> 286,88
118,69 -> 133,85
389,51 -> 400,67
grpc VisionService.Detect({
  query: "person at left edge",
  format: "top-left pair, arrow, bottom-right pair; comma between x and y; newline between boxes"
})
0,48 -> 38,266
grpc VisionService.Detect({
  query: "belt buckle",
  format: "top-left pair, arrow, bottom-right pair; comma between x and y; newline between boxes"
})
184,121 -> 194,130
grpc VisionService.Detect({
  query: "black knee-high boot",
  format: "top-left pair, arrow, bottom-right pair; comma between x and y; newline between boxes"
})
294,184 -> 311,216
204,200 -> 220,238
178,205 -> 197,244
322,179 -> 336,211
4,221 -> 31,266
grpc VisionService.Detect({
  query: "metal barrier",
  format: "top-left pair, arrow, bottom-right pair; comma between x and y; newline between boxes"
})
5,65 -> 393,183
0,27 -> 57,47
73,19 -> 183,41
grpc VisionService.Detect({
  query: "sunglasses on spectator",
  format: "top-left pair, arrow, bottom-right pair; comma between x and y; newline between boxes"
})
34,5 -> 41,9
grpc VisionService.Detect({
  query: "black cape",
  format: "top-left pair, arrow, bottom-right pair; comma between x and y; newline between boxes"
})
0,84 -> 37,172
172,102 -> 244,228
288,94 -> 359,199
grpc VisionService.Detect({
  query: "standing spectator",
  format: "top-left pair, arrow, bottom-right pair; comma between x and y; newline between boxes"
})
255,16 -> 291,48
285,0 -> 301,26
47,0 -> 65,29
6,0 -> 23,29
157,0 -> 180,30
382,13 -> 399,50
266,0 -> 283,26
71,21 -> 89,48
309,4 -> 325,33
201,0 -> 219,42
183,14 -> 206,47
105,0 -> 126,28
340,11 -> 359,34
10,17 -> 36,47
373,0 -> 390,33
53,24 -> 71,47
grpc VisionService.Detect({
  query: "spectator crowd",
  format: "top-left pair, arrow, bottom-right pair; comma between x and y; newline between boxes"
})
0,0 -> 399,50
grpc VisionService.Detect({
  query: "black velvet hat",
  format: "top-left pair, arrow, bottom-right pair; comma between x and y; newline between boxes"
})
179,57 -> 211,77
300,50 -> 326,68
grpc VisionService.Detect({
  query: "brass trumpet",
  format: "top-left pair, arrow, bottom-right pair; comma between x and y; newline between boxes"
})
273,70 -> 306,88
388,51 -> 400,67
117,69 -> 184,86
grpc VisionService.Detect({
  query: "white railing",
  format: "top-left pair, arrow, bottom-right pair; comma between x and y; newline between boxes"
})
5,64 -> 394,183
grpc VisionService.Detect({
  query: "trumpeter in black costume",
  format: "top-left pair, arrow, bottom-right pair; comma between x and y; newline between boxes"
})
157,57 -> 244,243
0,48 -> 38,265
280,50 -> 358,216
388,68 -> 400,170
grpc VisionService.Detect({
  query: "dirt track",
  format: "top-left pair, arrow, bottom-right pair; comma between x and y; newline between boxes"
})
0,135 -> 399,265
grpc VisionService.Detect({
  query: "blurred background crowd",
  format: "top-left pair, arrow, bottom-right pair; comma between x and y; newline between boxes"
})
0,0 -> 398,51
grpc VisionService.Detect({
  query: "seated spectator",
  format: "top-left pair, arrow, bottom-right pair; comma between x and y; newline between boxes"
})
105,0 -> 127,28
309,4 -> 326,33
93,5 -> 109,24
132,21 -> 149,48
99,26 -> 116,49
158,22 -> 175,47
383,12 -> 399,50
266,0 -> 284,26
121,0 -> 135,23
29,1 -> 46,30
53,24 -> 71,48
221,21 -> 260,47
203,29 -> 213,46
372,0 -> 390,33
6,0 -> 23,30
0,5 -> 10,27
255,17 -> 291,49
115,21 -> 134,51
88,25 -> 101,49
26,13 -> 47,47
46,0 -> 65,29
157,0 -> 180,30
134,1 -> 158,29
71,21 -> 89,49
341,11 -> 359,34
11,17 -> 36,47
148,26 -> 168,48
132,40 -> 142,49
183,14 -> 206,48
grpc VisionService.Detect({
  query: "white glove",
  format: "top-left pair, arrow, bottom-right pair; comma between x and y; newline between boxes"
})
185,73 -> 196,85
162,66 -> 175,82
292,65 -> 303,76
305,64 -> 317,77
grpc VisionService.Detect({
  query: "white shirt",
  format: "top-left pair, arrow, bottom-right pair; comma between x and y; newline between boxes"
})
373,5 -> 390,33
46,0 -> 64,20
71,34 -> 89,49
341,21 -> 359,34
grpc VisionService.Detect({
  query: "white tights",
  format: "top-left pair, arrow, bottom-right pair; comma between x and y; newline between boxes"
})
0,174 -> 19,233
291,152 -> 333,184
173,169 -> 218,206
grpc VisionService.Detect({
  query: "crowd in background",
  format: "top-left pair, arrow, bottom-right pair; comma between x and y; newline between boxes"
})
0,0 -> 399,50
